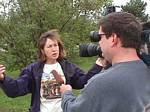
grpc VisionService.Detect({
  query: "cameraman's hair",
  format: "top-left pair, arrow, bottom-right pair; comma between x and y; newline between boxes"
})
38,29 -> 66,62
99,12 -> 142,50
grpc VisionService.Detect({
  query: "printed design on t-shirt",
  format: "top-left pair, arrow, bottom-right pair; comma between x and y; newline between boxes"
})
41,71 -> 64,99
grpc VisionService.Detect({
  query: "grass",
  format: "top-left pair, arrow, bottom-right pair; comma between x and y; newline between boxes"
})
0,56 -> 97,111
0,92 -> 31,112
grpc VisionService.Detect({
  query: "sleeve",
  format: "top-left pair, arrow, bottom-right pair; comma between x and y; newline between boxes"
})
70,63 -> 103,89
61,86 -> 95,112
0,65 -> 33,98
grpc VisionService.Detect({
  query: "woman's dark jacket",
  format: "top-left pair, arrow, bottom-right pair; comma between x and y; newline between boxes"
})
0,59 -> 102,112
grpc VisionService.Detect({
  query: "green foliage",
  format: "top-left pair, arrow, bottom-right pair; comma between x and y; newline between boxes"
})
121,0 -> 149,22
0,0 -> 110,70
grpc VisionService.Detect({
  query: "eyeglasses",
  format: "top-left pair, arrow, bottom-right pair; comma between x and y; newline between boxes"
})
98,33 -> 107,41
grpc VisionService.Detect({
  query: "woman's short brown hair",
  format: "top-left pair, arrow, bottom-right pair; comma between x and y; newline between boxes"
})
38,29 -> 66,62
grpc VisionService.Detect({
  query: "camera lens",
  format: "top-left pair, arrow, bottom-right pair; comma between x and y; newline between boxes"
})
79,43 -> 102,57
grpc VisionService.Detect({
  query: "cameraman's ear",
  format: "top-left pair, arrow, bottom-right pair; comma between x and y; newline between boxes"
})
111,33 -> 120,47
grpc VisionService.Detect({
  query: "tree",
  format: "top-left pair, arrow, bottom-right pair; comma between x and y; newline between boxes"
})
0,0 -> 111,70
121,0 -> 149,22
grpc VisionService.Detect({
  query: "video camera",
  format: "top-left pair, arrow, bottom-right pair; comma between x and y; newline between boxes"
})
79,6 -> 150,58
79,30 -> 150,57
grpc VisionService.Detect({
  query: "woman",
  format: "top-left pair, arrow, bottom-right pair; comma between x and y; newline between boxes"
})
0,29 -> 103,112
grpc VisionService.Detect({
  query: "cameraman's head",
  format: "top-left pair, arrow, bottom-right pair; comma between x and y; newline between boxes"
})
98,12 -> 142,64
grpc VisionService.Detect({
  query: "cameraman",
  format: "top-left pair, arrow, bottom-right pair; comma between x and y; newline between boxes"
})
60,12 -> 150,112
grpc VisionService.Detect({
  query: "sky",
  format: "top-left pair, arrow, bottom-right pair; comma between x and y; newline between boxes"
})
113,0 -> 150,14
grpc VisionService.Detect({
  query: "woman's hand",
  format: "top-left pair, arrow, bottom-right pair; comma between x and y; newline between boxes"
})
0,65 -> 5,81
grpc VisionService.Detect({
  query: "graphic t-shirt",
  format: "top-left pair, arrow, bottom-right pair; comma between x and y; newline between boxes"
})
40,62 -> 66,112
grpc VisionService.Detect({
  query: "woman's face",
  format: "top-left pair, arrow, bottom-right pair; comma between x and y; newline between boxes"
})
42,38 -> 59,64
